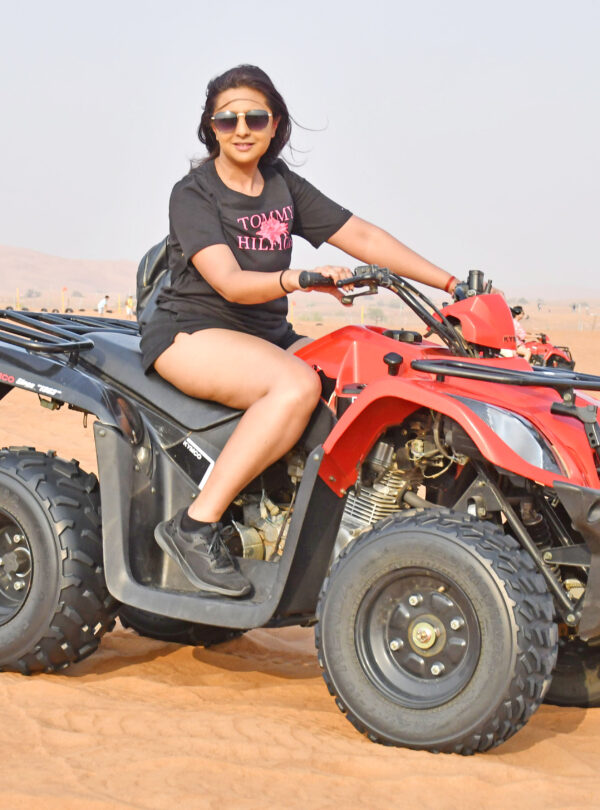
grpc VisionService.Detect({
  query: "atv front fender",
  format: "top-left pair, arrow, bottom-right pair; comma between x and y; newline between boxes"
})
319,378 -> 575,496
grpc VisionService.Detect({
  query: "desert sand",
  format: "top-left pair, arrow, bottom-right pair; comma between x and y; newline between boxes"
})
0,316 -> 599,809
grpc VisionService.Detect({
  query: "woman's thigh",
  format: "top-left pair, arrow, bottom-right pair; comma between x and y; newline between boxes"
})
154,328 -> 319,410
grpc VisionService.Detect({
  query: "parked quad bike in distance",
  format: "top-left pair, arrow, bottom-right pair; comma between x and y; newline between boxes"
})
0,267 -> 599,755
526,332 -> 575,369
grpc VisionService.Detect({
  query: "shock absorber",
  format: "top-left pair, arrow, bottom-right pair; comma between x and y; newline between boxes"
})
520,499 -> 551,548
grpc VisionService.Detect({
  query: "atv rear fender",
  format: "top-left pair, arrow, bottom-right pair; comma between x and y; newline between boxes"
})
319,377 -> 588,496
0,344 -> 142,442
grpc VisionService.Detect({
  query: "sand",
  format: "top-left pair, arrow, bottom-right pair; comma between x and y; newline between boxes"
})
0,319 -> 599,809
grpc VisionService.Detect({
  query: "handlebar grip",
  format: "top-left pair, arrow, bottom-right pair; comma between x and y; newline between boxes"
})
298,271 -> 336,289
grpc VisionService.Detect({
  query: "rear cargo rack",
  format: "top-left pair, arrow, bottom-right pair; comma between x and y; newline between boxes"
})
0,309 -> 138,357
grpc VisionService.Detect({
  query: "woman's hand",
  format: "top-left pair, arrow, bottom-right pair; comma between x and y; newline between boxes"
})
284,266 -> 353,304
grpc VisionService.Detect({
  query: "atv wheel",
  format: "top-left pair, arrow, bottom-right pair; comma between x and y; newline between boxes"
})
0,448 -> 119,673
119,604 -> 245,646
545,636 -> 600,707
316,510 -> 557,754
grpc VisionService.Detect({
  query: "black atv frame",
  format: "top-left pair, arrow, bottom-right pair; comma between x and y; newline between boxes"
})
0,309 -> 345,631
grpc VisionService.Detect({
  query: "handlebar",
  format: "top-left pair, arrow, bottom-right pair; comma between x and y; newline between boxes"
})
298,271 -> 336,289
297,265 -> 476,357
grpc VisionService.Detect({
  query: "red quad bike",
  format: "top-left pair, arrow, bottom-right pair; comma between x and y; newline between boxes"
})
526,333 -> 576,369
0,267 -> 599,755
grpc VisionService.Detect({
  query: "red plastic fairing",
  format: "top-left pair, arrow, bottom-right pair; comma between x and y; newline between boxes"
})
437,294 -> 516,351
296,326 -> 599,497
318,378 -> 596,496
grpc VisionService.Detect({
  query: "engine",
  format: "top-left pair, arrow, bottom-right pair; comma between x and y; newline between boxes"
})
335,411 -> 466,556
228,410 -> 465,562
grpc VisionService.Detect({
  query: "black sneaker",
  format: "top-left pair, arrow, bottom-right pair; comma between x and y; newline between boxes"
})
154,509 -> 251,597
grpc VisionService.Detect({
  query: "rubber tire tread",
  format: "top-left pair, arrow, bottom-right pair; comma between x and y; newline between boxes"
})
119,604 -> 245,647
0,447 -> 119,673
315,508 -> 558,754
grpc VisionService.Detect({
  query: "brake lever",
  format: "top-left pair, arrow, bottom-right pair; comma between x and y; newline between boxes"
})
339,282 -> 379,306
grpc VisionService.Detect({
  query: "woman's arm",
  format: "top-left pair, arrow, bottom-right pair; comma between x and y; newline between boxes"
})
327,215 -> 456,293
191,244 -> 350,304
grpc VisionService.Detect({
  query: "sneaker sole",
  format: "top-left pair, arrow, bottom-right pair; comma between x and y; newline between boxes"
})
154,523 -> 251,598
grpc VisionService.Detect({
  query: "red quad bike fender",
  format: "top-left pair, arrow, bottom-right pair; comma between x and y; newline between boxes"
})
317,377 -> 595,496
297,326 -> 598,497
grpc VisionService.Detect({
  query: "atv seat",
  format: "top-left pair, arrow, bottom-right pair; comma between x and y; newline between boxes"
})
81,331 -> 337,447
82,331 -> 242,431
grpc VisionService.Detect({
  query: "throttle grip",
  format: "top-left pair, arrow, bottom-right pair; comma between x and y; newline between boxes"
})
298,271 -> 336,289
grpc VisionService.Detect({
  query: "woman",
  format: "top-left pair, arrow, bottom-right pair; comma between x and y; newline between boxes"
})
140,65 -> 460,598
511,305 -> 535,362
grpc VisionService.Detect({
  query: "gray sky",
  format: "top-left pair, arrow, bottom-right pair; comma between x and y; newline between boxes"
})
1,0 -> 598,298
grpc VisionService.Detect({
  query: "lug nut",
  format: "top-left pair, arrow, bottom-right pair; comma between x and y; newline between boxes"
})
450,617 -> 464,630
13,581 -> 25,591
408,593 -> 423,607
389,638 -> 403,652
12,534 -> 22,544
430,662 -> 445,676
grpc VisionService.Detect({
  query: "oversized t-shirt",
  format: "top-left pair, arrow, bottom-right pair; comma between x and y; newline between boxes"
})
156,159 -> 352,343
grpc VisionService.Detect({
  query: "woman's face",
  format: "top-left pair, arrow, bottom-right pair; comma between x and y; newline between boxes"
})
211,86 -> 279,167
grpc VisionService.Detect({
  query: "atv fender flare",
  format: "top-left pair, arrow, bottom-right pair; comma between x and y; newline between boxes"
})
0,344 -> 142,443
319,378 -> 571,496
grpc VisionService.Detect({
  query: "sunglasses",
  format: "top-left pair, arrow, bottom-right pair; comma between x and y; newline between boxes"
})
211,109 -> 273,134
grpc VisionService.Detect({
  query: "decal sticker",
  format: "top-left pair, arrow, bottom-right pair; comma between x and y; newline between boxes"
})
0,372 -> 62,397
14,377 -> 62,396
167,437 -> 215,489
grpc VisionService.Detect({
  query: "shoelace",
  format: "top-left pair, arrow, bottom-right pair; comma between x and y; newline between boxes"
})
178,518 -> 236,569
207,532 -> 235,568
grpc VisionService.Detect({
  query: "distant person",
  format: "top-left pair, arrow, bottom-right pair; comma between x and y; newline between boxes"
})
511,305 -> 536,362
125,295 -> 134,319
140,64 -> 467,598
97,295 -> 109,315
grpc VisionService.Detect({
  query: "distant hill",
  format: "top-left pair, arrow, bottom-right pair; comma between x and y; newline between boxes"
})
0,244 -> 137,310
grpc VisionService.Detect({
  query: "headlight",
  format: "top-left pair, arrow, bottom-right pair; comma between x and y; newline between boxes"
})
453,396 -> 561,474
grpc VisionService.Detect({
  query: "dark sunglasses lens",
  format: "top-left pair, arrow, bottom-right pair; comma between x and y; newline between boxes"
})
213,112 -> 237,133
245,111 -> 271,131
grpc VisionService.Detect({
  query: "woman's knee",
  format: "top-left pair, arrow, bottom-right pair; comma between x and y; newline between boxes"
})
276,363 -> 322,410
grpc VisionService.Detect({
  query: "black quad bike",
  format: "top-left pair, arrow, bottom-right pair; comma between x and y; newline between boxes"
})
1,267 -> 600,755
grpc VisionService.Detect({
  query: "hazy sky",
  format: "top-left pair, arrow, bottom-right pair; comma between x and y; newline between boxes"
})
1,0 -> 598,297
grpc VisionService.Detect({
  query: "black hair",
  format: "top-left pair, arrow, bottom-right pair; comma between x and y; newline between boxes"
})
510,305 -> 523,317
197,65 -> 292,166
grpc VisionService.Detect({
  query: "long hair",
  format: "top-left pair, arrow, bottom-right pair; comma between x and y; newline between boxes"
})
197,65 -> 292,165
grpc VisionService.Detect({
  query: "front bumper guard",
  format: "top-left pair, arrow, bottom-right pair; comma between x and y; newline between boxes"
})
554,481 -> 600,641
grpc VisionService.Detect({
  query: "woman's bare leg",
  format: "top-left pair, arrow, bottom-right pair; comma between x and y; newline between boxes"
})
154,329 -> 322,522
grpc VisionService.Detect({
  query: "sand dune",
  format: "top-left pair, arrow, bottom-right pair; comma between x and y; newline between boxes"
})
0,323 -> 599,808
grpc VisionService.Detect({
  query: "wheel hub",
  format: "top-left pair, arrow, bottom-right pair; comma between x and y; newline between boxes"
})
410,620 -> 438,650
0,520 -> 32,624
355,568 -> 481,708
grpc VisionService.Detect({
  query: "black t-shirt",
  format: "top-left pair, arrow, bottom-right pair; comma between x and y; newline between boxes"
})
156,159 -> 352,342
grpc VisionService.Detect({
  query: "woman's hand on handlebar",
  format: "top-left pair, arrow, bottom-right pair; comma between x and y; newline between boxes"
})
287,266 -> 354,303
